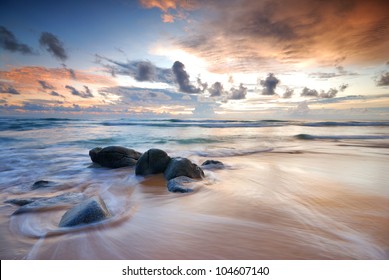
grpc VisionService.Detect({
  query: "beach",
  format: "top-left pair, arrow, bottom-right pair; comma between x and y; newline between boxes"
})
0,118 -> 388,259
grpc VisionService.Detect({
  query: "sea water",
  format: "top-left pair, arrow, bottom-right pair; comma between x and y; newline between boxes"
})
0,118 -> 388,259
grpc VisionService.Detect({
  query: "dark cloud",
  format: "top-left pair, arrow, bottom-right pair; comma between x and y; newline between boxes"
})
229,84 -> 247,100
376,72 -> 389,86
0,26 -> 33,54
260,73 -> 280,95
301,87 -> 319,97
208,82 -> 224,97
38,80 -> 55,90
0,83 -> 20,95
39,32 -> 67,61
61,64 -> 76,79
172,61 -> 200,93
65,85 -> 94,98
319,88 -> 338,98
339,83 -> 349,92
197,77 -> 208,92
49,91 -> 65,98
135,61 -> 155,81
95,54 -> 174,83
283,88 -> 294,98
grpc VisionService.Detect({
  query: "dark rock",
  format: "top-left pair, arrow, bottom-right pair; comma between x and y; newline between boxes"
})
89,146 -> 142,168
135,148 -> 171,176
59,196 -> 111,227
5,198 -> 36,206
201,160 -> 224,169
167,176 -> 196,193
12,193 -> 85,215
89,147 -> 103,163
164,157 -> 204,181
31,180 -> 58,190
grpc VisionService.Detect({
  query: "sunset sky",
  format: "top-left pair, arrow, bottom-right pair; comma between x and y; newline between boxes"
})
1,0 -> 389,119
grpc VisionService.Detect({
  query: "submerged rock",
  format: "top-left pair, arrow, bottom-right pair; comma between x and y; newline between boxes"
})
167,176 -> 196,193
10,193 -> 85,215
89,146 -> 142,168
135,148 -> 171,176
31,180 -> 58,190
164,157 -> 204,181
59,196 -> 111,227
201,160 -> 224,169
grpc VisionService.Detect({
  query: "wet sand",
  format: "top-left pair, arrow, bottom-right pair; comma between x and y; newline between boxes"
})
1,151 -> 388,259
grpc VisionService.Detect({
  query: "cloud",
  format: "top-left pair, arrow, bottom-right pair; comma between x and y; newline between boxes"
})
0,83 -> 20,95
38,80 -> 55,90
65,85 -> 94,98
48,91 -> 65,98
319,88 -> 338,98
288,101 -> 310,116
62,64 -> 76,79
283,88 -> 294,98
310,66 -> 359,79
339,83 -> 349,92
135,61 -> 156,81
301,87 -> 319,97
229,83 -> 247,100
39,32 -> 68,61
172,61 -> 200,93
0,26 -> 33,55
208,82 -> 224,97
139,0 -> 195,22
260,73 -> 280,95
176,0 -> 389,73
376,72 -> 389,86
196,77 -> 208,93
95,55 -> 174,83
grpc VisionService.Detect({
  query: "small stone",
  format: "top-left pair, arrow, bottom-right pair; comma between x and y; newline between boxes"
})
201,160 -> 224,169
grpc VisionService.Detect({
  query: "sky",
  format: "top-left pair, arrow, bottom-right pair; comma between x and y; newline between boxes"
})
1,0 -> 389,119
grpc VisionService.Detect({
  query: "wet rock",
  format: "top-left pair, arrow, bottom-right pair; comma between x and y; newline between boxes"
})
167,176 -> 196,193
164,157 -> 204,181
59,196 -> 111,227
135,148 -> 171,176
201,160 -> 224,169
11,193 -> 85,215
31,180 -> 58,190
89,146 -> 142,168
5,198 -> 36,206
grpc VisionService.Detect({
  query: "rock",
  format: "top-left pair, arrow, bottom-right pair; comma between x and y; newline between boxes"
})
167,176 -> 196,193
164,157 -> 204,181
135,148 -> 171,176
89,146 -> 142,168
59,196 -> 111,227
11,193 -> 85,215
31,180 -> 58,190
5,198 -> 36,206
201,160 -> 224,169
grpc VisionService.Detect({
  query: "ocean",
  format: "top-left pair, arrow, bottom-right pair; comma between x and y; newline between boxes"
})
0,117 -> 388,259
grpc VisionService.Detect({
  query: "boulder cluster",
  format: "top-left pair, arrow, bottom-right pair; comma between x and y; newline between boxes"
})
89,146 -> 223,193
5,146 -> 224,229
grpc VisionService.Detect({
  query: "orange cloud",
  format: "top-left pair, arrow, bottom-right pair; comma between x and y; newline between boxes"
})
0,66 -> 117,106
175,0 -> 389,73
139,0 -> 196,22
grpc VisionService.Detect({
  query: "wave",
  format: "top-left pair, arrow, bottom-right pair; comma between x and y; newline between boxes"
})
303,121 -> 389,127
194,147 -> 273,157
295,134 -> 389,140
